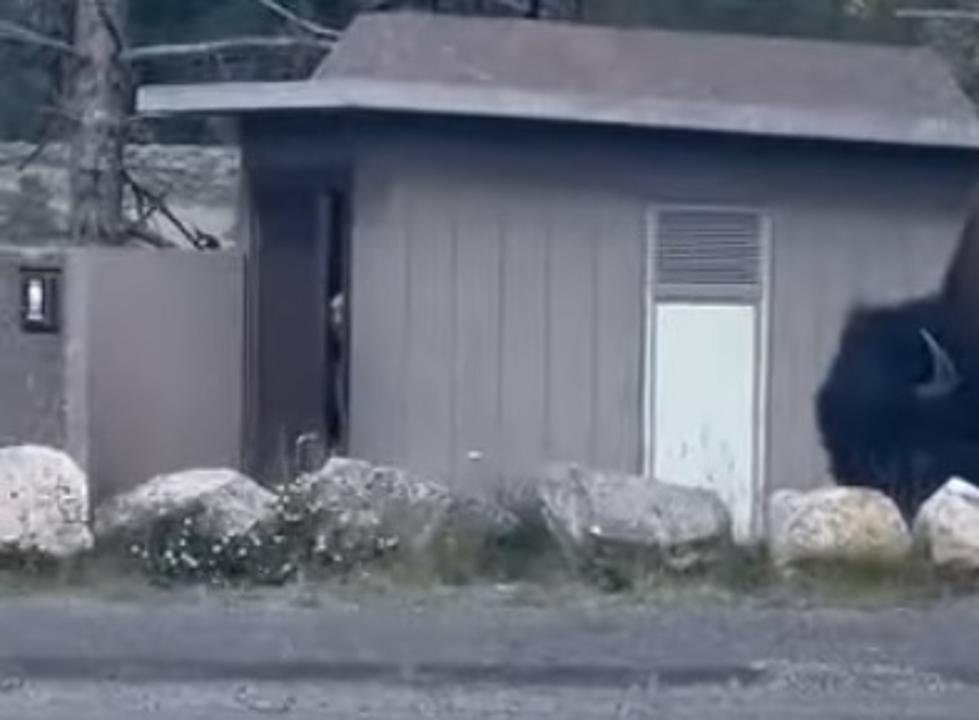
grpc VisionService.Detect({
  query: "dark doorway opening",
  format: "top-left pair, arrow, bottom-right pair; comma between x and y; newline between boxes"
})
248,173 -> 351,483
323,189 -> 349,458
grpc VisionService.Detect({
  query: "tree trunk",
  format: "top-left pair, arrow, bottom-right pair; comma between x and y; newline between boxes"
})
70,0 -> 126,245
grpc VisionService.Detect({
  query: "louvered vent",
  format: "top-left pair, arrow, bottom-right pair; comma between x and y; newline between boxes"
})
655,209 -> 763,290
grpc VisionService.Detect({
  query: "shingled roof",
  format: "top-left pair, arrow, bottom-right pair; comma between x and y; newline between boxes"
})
138,11 -> 979,150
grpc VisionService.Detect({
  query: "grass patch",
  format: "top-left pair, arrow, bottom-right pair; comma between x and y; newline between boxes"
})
3,528 -> 979,612
690,546 -> 979,610
573,545 -> 979,611
0,550 -> 166,603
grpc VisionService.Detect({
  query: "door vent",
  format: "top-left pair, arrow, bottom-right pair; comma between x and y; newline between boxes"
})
655,209 -> 763,291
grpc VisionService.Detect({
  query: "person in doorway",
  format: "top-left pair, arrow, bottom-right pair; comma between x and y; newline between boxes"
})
328,291 -> 347,454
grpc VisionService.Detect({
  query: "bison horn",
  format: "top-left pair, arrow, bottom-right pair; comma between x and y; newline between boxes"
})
915,328 -> 961,400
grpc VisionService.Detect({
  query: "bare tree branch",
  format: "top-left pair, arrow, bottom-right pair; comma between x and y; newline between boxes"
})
95,0 -> 125,54
122,169 -> 222,250
17,132 -> 55,171
253,0 -> 341,39
0,19 -> 78,55
0,149 -> 46,168
124,35 -> 333,62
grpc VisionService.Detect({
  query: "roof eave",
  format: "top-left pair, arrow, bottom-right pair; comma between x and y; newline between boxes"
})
137,77 -> 979,151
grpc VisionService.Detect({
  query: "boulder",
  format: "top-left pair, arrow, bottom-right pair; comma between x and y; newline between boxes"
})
0,445 -> 92,559
529,464 -> 733,575
767,487 -> 911,568
913,478 -> 979,571
93,468 -> 277,542
287,458 -> 519,568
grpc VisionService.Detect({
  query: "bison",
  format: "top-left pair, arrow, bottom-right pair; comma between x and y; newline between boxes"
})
816,205 -> 979,520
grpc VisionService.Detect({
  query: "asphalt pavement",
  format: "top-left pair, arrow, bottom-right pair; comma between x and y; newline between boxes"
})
1,588 -> 979,717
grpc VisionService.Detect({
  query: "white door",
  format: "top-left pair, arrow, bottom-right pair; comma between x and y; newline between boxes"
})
644,206 -> 768,544
652,302 -> 758,541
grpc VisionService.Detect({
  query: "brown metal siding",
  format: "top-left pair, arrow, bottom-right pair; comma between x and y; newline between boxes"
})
322,119 -> 975,504
349,165 -> 409,472
349,159 -> 645,495
453,187 -> 506,490
496,187 -> 551,484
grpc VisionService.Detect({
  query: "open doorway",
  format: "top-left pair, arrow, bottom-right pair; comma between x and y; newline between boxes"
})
248,174 -> 351,482
323,189 -> 349,458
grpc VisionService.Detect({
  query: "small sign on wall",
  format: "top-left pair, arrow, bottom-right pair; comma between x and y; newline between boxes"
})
19,267 -> 60,334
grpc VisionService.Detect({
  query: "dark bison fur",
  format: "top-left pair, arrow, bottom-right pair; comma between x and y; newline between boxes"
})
816,294 -> 979,520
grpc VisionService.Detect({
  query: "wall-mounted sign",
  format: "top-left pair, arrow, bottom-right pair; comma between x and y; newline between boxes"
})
20,267 -> 60,334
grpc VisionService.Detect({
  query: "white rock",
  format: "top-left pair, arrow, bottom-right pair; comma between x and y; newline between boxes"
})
768,487 -> 911,568
534,464 -> 733,573
93,468 -> 276,541
291,458 -> 518,566
913,478 -> 979,570
0,445 -> 92,559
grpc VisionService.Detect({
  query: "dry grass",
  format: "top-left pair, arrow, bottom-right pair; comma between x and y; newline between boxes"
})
0,538 -> 977,613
